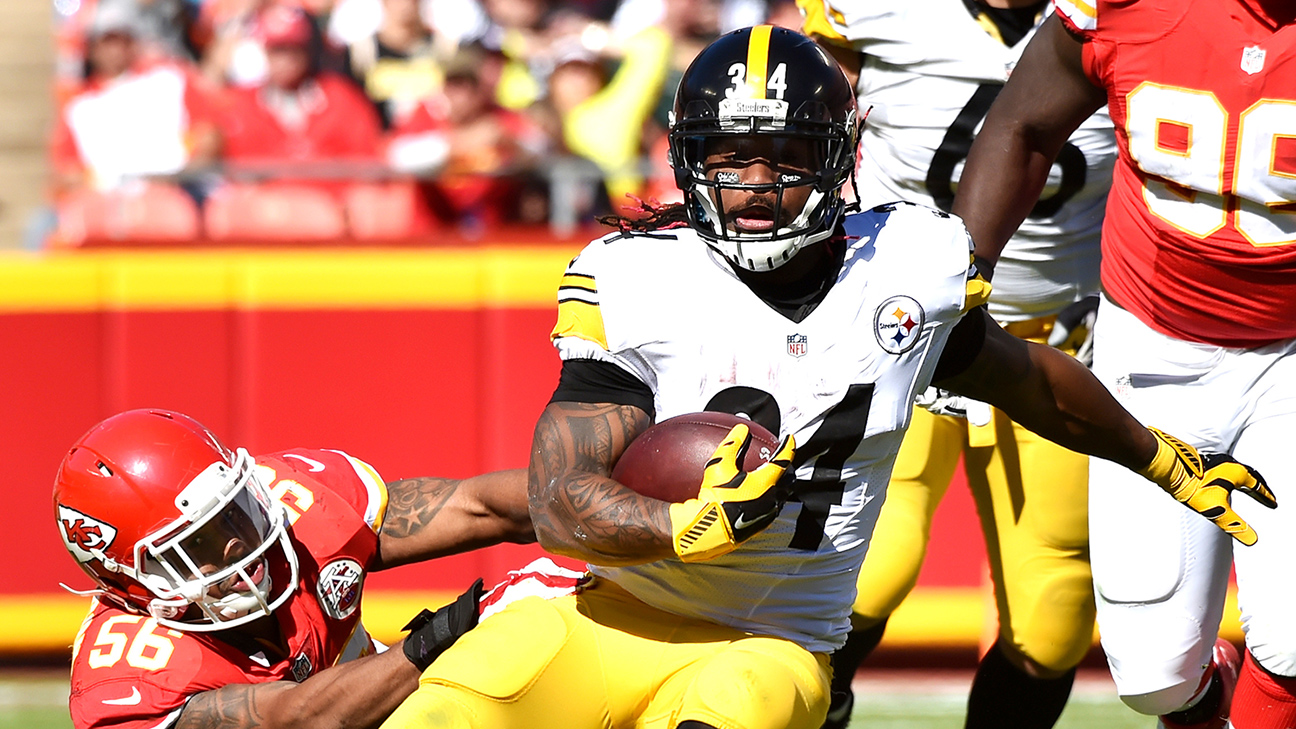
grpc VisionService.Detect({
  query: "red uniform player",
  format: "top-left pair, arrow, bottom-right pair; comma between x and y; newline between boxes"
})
55,409 -> 550,729
953,1 -> 1296,727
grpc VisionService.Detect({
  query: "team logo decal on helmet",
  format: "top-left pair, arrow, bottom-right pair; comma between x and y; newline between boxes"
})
874,296 -> 925,354
317,558 -> 364,620
57,504 -> 118,560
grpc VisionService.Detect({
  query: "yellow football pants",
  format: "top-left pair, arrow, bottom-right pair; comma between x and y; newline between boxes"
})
382,577 -> 832,729
854,401 -> 1095,673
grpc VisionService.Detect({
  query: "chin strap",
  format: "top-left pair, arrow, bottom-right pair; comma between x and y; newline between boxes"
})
58,583 -> 106,598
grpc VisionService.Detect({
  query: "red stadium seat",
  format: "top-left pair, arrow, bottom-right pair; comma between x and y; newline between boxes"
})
54,183 -> 202,245
204,183 -> 347,241
344,181 -> 436,240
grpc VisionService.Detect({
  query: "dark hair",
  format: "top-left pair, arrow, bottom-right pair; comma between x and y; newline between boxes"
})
597,197 -> 690,235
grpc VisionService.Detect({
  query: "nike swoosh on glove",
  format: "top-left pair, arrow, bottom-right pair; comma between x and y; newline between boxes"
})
669,424 -> 795,562
1137,428 -> 1277,546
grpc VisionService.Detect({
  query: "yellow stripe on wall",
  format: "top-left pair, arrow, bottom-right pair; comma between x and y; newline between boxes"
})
0,246 -> 581,312
745,25 -> 773,100
0,588 -> 1249,654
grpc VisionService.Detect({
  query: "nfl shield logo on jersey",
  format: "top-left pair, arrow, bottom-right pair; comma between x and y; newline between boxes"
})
787,333 -> 808,358
874,296 -> 925,354
1241,46 -> 1266,75
317,558 -> 365,620
291,653 -> 314,683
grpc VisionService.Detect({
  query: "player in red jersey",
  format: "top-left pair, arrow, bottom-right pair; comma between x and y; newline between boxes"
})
54,408 -> 561,729
952,2 -> 1296,727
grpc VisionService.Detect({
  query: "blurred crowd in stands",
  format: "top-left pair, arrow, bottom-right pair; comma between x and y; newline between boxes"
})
39,0 -> 803,246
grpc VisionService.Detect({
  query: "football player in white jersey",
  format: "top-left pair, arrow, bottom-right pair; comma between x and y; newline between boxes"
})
381,26 -> 1272,729
796,1 -> 1117,727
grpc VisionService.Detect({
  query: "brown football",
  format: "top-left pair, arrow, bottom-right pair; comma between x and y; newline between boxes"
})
611,411 -> 780,503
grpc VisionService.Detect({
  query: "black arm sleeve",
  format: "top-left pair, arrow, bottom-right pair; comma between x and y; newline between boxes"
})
932,306 -> 989,382
549,359 -> 656,418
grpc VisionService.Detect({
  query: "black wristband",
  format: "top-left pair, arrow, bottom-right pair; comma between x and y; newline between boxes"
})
402,578 -> 483,672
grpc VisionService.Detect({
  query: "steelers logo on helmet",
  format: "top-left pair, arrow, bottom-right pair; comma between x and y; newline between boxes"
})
668,25 -> 860,273
874,296 -> 925,354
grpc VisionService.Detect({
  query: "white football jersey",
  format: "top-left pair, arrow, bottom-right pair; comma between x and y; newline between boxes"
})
803,0 -> 1117,322
551,203 -> 988,651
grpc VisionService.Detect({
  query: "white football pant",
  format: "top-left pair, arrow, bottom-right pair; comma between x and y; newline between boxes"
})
1088,295 -> 1296,715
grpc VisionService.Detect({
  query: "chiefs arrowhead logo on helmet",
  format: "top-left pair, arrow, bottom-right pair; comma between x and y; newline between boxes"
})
57,504 -> 118,562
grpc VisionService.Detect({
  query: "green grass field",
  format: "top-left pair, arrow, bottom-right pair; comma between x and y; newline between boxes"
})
851,671 -> 1149,729
0,671 -> 72,729
0,669 -> 1152,729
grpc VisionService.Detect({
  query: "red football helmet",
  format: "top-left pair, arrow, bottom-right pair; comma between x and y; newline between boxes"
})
53,409 -> 298,631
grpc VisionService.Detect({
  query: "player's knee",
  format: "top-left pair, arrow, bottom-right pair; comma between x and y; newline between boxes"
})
1119,684 -> 1201,717
684,639 -> 829,729
1005,568 -> 1095,674
1011,627 -> 1092,675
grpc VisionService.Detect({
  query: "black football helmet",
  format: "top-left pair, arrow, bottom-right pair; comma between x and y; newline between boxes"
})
669,25 -> 859,272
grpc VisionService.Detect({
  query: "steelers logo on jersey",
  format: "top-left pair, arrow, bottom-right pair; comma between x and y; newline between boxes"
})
874,295 -> 925,354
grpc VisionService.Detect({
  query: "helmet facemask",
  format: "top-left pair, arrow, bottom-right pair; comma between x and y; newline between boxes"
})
130,448 -> 298,632
671,98 -> 857,272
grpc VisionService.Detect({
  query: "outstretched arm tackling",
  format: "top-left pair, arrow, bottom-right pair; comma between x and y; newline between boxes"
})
951,14 -> 1107,274
177,649 -> 417,729
171,470 -> 532,729
175,579 -> 482,729
375,468 -> 536,571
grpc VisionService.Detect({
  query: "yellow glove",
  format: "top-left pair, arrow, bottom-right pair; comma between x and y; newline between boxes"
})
1137,428 -> 1277,546
669,424 -> 795,562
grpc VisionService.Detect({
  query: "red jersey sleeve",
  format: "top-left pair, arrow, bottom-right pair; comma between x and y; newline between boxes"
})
258,448 -> 388,535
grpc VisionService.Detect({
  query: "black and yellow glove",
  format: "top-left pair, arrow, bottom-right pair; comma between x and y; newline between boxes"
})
1138,428 -> 1276,546
668,424 -> 795,562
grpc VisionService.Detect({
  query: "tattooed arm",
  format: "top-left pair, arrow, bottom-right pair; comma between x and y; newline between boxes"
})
527,400 -> 672,566
176,643 -> 418,729
373,469 -> 535,571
